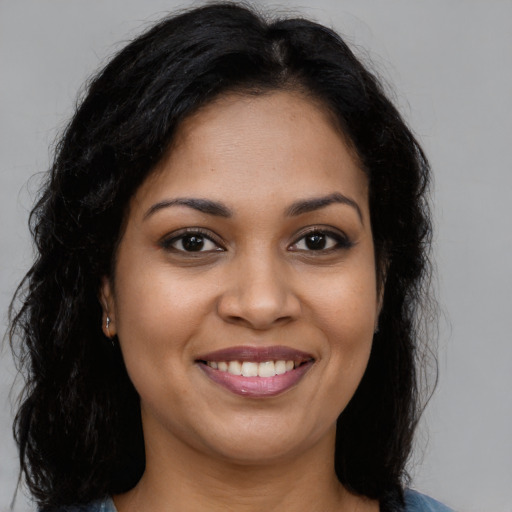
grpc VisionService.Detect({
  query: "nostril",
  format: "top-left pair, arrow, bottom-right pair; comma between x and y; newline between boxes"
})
216,274 -> 301,329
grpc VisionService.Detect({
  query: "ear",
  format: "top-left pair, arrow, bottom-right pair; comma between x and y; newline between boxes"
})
99,276 -> 116,338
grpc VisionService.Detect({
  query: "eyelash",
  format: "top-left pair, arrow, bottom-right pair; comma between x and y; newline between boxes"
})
159,228 -> 225,253
289,228 -> 353,253
159,227 -> 353,254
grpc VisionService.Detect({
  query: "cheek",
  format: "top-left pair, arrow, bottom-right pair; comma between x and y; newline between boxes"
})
113,276 -> 200,420
307,265 -> 377,396
111,262 -> 197,381
311,264 -> 378,343
114,251 -> 213,343
321,297 -> 375,379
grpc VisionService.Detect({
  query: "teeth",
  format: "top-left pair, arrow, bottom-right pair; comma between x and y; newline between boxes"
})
228,361 -> 242,375
207,359 -> 304,377
275,360 -> 286,375
258,361 -> 275,377
241,361 -> 259,377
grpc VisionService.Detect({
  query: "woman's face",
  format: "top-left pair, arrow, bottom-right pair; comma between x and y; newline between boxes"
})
102,91 -> 380,466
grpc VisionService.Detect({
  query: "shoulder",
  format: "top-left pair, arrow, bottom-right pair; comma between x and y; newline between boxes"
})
43,497 -> 117,512
403,489 -> 455,512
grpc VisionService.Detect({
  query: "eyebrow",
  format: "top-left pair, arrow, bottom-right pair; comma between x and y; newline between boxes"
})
285,193 -> 363,222
143,197 -> 233,219
143,192 -> 362,222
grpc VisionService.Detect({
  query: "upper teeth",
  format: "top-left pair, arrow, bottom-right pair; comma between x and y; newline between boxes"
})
207,360 -> 296,377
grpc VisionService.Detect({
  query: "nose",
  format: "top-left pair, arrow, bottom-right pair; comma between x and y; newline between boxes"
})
216,253 -> 301,330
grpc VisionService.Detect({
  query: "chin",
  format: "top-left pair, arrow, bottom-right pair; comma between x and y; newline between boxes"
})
194,413 -> 336,467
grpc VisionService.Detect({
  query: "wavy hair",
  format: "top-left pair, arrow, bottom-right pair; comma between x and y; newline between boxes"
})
9,3 -> 434,510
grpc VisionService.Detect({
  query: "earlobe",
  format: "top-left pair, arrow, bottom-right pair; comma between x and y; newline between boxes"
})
99,277 -> 116,338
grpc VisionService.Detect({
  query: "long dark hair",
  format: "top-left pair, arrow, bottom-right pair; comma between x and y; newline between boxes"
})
9,3 -> 434,510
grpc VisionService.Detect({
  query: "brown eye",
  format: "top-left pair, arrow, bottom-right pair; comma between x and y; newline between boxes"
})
304,233 -> 327,250
181,234 -> 206,251
290,230 -> 351,252
161,231 -> 223,253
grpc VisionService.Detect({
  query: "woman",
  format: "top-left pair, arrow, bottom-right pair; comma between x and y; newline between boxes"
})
9,3 -> 452,511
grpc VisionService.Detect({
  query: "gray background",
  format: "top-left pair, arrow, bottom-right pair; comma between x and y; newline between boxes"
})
1,1 -> 511,511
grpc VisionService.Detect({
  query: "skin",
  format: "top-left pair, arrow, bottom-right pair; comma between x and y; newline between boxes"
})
101,91 -> 380,512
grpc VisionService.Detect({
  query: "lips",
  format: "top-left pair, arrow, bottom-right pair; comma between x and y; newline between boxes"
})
196,345 -> 314,398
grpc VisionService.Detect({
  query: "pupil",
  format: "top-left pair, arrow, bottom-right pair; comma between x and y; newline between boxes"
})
305,233 -> 326,250
183,235 -> 204,251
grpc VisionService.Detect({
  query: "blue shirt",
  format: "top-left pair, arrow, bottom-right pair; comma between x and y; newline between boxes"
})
404,489 -> 454,511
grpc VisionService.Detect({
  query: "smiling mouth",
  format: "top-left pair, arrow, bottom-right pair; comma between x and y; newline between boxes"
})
196,346 -> 314,397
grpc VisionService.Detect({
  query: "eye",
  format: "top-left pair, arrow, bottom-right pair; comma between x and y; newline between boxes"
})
289,229 -> 352,252
160,230 -> 224,253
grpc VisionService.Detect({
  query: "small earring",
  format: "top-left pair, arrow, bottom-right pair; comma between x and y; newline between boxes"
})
105,316 -> 116,348
374,324 -> 379,334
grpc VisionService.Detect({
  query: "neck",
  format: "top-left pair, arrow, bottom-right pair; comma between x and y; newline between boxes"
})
114,426 -> 377,512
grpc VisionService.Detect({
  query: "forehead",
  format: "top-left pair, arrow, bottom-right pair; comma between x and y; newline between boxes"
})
132,91 -> 368,215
